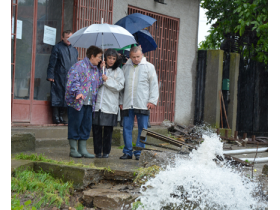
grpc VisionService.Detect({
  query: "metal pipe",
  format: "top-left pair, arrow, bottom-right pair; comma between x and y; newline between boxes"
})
239,157 -> 268,163
223,147 -> 268,155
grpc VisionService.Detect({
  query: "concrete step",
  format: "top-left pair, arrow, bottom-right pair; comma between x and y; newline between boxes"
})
12,125 -> 170,150
12,126 -> 69,139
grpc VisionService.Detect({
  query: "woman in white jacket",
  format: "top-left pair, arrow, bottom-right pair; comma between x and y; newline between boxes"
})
92,49 -> 125,158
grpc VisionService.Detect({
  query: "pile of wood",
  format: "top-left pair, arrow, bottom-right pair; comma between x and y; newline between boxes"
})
217,129 -> 268,146
167,123 -> 203,144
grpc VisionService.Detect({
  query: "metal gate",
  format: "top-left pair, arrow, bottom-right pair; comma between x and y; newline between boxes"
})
128,6 -> 180,124
73,0 -> 114,60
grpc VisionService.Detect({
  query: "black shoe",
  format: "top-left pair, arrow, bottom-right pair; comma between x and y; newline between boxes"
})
59,107 -> 67,124
120,154 -> 132,159
96,153 -> 102,158
53,117 -> 60,124
102,154 -> 109,158
135,155 -> 140,160
52,107 -> 60,124
59,116 -> 67,124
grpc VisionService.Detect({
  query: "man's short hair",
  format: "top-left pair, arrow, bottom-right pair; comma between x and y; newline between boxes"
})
62,30 -> 72,37
86,45 -> 103,59
130,46 -> 142,54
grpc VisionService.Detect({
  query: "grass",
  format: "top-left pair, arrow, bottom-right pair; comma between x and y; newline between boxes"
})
75,202 -> 85,210
118,145 -> 124,149
118,143 -> 136,149
103,166 -> 115,174
11,169 -> 73,209
132,201 -> 144,210
11,197 -> 37,210
14,153 -> 101,169
133,165 -> 161,186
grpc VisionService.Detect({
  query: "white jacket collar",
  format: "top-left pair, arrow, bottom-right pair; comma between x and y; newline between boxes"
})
126,56 -> 147,65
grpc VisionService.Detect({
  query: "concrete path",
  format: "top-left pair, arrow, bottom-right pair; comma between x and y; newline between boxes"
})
12,145 -> 141,172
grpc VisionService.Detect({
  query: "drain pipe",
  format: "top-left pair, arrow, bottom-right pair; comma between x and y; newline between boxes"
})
223,147 -> 268,155
239,157 -> 268,163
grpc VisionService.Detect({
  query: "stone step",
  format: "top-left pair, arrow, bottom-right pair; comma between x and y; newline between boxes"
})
11,160 -> 136,190
82,188 -> 139,209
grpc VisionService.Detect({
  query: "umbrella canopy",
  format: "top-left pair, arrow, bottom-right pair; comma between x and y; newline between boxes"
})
68,23 -> 137,49
115,13 -> 156,34
134,29 -> 157,53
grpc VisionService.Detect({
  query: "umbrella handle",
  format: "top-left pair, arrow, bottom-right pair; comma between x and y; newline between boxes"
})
101,18 -> 105,75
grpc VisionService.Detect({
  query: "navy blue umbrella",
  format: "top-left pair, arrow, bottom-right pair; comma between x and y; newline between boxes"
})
115,13 -> 156,34
134,29 -> 157,53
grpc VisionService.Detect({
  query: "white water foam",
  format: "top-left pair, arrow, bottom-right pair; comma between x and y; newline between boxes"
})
135,129 -> 267,210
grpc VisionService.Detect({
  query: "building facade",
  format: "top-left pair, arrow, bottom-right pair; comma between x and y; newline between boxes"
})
11,0 -> 199,125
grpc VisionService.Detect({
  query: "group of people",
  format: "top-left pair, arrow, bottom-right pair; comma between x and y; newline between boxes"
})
47,30 -> 159,160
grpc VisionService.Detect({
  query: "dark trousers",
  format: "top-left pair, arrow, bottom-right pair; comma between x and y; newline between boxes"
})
92,125 -> 113,154
68,105 -> 92,140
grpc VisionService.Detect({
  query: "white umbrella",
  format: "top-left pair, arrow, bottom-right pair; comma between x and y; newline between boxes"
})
68,22 -> 136,74
68,23 -> 136,49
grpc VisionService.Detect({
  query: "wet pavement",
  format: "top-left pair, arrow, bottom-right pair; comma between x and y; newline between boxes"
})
12,145 -> 142,172
11,142 -> 268,177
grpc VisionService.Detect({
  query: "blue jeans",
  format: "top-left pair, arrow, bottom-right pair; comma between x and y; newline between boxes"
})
122,109 -> 148,157
68,105 -> 92,140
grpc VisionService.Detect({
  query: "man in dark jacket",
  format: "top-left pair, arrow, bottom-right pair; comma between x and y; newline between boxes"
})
47,30 -> 78,124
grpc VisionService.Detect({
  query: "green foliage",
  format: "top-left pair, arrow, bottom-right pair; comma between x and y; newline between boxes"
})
11,196 -> 36,210
132,201 -> 144,210
103,166 -> 115,174
118,145 -> 125,149
11,169 -> 73,209
200,0 -> 268,66
74,203 -> 85,210
245,159 -> 250,163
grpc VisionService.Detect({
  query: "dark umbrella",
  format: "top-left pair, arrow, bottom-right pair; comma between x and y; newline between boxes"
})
134,29 -> 157,53
115,13 -> 156,34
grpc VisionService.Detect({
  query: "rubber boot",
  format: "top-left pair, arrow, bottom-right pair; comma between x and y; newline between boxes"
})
52,107 -> 60,124
78,140 -> 95,158
59,107 -> 67,124
69,139 -> 82,158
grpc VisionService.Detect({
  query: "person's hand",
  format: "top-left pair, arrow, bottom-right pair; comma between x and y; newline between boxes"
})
47,78 -> 54,82
119,105 -> 123,110
102,74 -> 108,81
147,103 -> 155,109
76,94 -> 84,100
100,61 -> 106,69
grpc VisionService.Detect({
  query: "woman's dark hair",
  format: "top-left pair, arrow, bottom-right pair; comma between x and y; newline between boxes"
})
86,45 -> 103,59
104,49 -> 122,70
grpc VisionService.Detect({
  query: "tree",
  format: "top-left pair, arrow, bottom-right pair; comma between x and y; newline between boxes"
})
199,0 -> 268,66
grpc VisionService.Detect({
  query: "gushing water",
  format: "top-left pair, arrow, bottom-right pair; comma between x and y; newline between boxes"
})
135,127 -> 267,210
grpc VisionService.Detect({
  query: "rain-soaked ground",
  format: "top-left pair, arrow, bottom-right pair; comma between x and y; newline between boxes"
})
11,141 -> 268,209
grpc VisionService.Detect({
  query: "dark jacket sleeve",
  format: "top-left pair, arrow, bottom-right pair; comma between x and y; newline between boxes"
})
47,45 -> 59,80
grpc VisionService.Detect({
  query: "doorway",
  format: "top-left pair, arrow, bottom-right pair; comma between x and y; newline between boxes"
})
11,0 -> 64,124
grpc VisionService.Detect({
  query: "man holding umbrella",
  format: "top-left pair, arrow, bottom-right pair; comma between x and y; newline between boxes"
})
119,46 -> 159,160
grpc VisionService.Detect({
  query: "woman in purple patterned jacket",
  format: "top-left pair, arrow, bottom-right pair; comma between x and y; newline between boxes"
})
65,45 -> 105,158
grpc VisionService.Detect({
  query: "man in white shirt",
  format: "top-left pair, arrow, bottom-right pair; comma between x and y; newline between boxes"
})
119,46 -> 159,160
